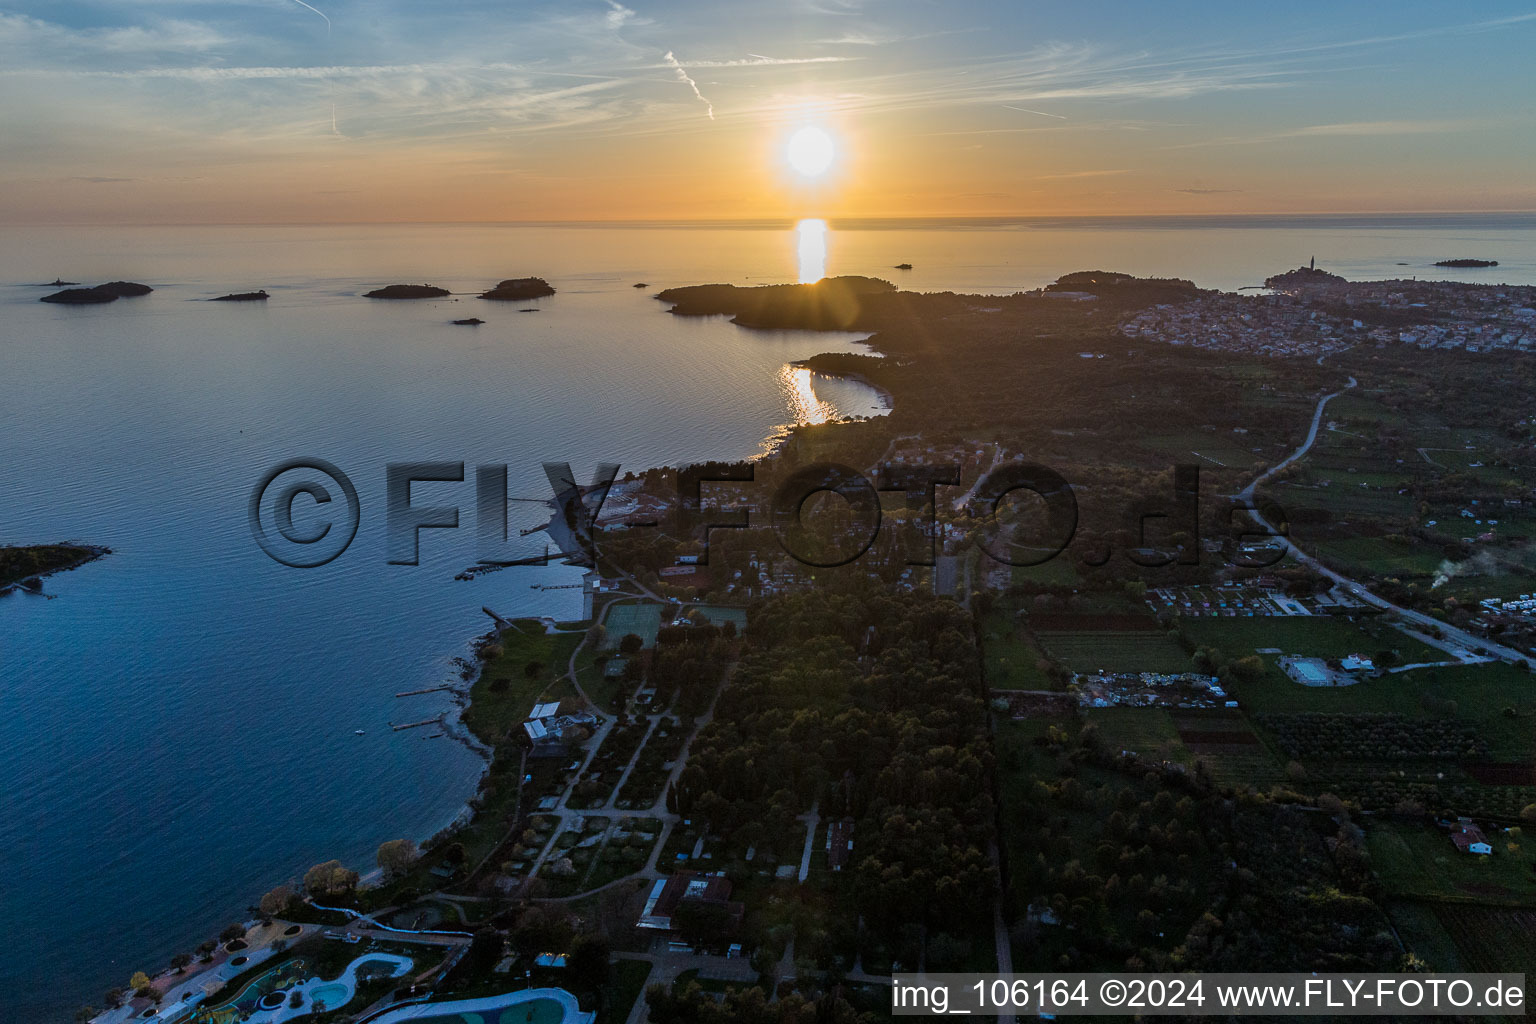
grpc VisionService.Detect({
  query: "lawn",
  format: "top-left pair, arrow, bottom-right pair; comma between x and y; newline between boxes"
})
1083,708 -> 1189,763
981,603 -> 1056,689
1177,616 -> 1446,713
1365,820 -> 1536,905
462,620 -> 579,745
687,604 -> 748,632
1034,630 -> 1192,673
1309,536 -> 1449,576
1385,901 -> 1464,971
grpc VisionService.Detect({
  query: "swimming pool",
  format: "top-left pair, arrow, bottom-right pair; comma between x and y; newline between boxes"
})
366,988 -> 592,1024
308,983 -> 349,1010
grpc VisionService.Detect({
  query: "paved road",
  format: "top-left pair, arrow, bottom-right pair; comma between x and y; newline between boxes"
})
1239,379 -> 1531,667
796,801 -> 820,882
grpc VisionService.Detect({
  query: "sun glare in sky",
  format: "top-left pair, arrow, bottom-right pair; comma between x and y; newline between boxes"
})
786,126 -> 836,179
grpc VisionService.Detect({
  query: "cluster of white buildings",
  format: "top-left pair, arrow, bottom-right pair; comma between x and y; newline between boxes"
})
1120,293 -> 1362,358
1121,279 -> 1536,358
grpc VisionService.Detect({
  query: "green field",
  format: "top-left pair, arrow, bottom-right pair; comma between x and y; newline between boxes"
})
1035,630 -> 1191,673
1309,536 -> 1448,576
1385,901 -> 1464,971
688,603 -> 748,632
982,603 -> 1057,689
463,621 -> 579,743
1177,616 -> 1452,713
1083,708 -> 1189,763
1365,821 -> 1536,905
1180,614 -> 1433,659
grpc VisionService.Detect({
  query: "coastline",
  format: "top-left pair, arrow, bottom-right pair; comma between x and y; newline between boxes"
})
0,543 -> 110,597
89,347 -> 839,1012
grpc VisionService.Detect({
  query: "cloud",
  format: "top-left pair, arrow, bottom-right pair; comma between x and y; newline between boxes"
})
662,51 -> 713,119
0,12 -> 228,55
638,55 -> 857,68
1173,187 -> 1243,194
1163,117 -> 1501,149
1288,119 -> 1466,137
1035,169 -> 1129,180
1003,105 -> 1066,119
604,1 -> 642,30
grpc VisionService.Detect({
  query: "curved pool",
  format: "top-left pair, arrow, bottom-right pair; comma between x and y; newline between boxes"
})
366,988 -> 592,1024
309,982 -> 349,1009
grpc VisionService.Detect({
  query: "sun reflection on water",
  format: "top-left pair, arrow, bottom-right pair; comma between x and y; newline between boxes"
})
780,364 -> 834,425
795,218 -> 828,283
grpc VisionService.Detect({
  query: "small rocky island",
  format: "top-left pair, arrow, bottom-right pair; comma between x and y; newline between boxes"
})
364,284 -> 451,299
894,263 -> 913,270
479,277 -> 556,300
40,281 -> 154,304
211,290 -> 269,302
451,317 -> 485,325
1434,258 -> 1499,268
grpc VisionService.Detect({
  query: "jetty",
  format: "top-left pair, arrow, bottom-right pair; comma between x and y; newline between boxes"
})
394,685 -> 453,698
392,715 -> 443,732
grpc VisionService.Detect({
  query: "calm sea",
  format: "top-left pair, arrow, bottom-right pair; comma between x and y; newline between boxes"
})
2,217 -> 1534,1019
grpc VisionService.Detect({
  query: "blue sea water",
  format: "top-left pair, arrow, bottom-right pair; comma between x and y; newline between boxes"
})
2,217 -> 1534,1020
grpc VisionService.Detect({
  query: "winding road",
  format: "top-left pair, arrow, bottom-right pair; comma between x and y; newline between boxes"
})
1238,378 -> 1530,667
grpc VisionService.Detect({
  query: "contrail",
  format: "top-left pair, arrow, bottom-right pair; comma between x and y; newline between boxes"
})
1003,104 -> 1066,119
288,0 -> 331,37
663,51 -> 713,120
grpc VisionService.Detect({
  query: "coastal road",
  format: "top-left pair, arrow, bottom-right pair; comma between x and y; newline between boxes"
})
1239,380 -> 1531,667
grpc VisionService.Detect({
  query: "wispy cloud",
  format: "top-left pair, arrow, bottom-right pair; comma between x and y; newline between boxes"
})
0,12 -> 228,55
1173,186 -> 1242,194
644,55 -> 858,68
1003,104 -> 1066,119
1035,169 -> 1129,180
604,1 -> 643,30
662,51 -> 713,119
1163,117 -> 1504,149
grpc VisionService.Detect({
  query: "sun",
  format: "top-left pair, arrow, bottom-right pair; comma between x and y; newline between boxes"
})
786,125 -> 836,179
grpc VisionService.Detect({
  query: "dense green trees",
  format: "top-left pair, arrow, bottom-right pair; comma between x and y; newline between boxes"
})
681,586 -> 997,933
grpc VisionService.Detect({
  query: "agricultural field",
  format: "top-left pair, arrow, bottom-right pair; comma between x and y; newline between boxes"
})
1082,708 -> 1189,763
1365,821 -> 1536,905
1178,614 -> 1434,661
1170,711 -> 1283,788
1432,905 -> 1536,974
1385,901 -> 1464,971
1034,629 -> 1191,674
1258,712 -> 1488,763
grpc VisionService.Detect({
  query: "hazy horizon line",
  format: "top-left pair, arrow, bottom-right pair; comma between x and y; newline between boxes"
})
10,210 -> 1536,231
